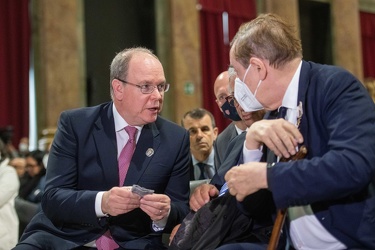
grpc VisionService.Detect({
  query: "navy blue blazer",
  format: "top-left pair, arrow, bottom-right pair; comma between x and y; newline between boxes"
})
17,102 -> 191,249
268,61 -> 375,248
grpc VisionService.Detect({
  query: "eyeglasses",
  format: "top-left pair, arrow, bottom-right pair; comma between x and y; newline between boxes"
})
116,78 -> 170,94
26,163 -> 40,169
225,95 -> 238,107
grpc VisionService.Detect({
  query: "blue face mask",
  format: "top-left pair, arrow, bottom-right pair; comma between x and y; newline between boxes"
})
221,100 -> 242,121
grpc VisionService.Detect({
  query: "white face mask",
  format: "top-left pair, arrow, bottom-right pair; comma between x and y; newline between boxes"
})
19,143 -> 28,153
234,64 -> 264,112
42,153 -> 49,169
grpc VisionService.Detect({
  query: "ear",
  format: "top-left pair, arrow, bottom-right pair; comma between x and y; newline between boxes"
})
112,79 -> 124,100
249,57 -> 267,80
215,99 -> 223,112
213,127 -> 219,139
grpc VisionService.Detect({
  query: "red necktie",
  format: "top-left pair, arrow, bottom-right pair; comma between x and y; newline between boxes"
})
95,126 -> 137,250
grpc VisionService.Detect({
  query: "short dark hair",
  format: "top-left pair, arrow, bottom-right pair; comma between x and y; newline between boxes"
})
181,108 -> 216,128
26,150 -> 46,170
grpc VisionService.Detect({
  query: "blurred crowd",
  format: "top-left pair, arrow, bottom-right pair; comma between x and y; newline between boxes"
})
0,126 -> 51,248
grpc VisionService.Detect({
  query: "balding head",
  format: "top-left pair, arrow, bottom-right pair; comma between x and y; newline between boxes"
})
214,71 -> 230,110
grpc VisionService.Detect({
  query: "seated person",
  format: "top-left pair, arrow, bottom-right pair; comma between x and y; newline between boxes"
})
181,108 -> 218,181
0,138 -> 20,249
170,106 -> 269,249
213,70 -> 247,169
14,47 -> 190,250
15,150 -> 46,238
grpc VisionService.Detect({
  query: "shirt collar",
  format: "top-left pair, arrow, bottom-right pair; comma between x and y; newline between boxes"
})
192,149 -> 215,167
234,124 -> 245,135
282,60 -> 302,109
112,103 -> 143,133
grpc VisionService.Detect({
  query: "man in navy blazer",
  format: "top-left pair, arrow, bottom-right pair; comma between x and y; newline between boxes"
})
15,47 -> 191,249
224,13 -> 375,249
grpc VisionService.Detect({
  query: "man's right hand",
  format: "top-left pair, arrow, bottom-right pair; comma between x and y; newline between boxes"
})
246,119 -> 303,158
101,186 -> 141,216
189,184 -> 218,212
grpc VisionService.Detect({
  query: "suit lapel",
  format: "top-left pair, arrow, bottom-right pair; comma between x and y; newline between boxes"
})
92,104 -> 119,187
124,121 -> 160,185
297,61 -> 310,152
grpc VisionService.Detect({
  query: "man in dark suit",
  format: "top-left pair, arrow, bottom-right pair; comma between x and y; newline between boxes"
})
14,47 -> 191,250
169,99 -> 268,248
170,127 -> 275,249
213,70 -> 246,169
224,13 -> 375,249
181,108 -> 218,181
213,69 -> 265,170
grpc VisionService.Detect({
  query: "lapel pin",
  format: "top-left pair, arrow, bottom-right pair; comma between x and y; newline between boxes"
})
146,148 -> 154,157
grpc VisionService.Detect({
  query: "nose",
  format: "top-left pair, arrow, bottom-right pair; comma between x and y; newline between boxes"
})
196,129 -> 204,138
151,87 -> 162,99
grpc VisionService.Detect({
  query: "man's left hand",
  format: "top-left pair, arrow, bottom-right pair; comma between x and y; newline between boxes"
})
139,193 -> 171,221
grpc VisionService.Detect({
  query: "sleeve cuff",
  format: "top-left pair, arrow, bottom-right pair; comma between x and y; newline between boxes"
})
242,141 -> 263,163
95,191 -> 108,217
151,208 -> 171,231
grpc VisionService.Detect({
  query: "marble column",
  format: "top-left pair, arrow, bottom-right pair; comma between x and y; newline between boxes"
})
31,0 -> 85,137
261,0 -> 300,38
331,0 -> 363,82
156,0 -> 201,122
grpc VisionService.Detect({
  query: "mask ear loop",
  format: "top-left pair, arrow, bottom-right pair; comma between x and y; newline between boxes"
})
242,64 -> 252,82
254,80 -> 262,96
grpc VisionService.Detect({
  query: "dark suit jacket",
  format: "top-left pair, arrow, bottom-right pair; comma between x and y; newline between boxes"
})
214,122 -> 239,170
211,132 -> 244,188
188,159 -> 195,181
267,61 -> 375,249
211,133 -> 275,220
17,102 -> 191,249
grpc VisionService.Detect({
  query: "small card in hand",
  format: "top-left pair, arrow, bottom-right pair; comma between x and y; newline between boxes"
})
131,184 -> 154,197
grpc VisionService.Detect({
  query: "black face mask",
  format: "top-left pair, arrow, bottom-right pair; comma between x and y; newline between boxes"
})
221,100 -> 242,121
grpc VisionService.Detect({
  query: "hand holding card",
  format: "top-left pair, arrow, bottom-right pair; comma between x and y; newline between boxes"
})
131,184 -> 154,197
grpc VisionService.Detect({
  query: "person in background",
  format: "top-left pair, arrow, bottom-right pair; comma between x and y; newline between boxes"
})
181,108 -> 218,181
15,150 -> 46,238
188,68 -> 266,215
169,99 -> 267,248
18,137 -> 29,157
14,47 -> 190,250
0,126 -> 19,159
213,70 -> 247,169
9,157 -> 27,178
169,102 -> 275,249
0,138 -> 20,249
223,13 -> 375,249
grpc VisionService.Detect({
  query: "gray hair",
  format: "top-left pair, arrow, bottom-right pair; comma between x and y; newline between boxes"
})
231,13 -> 302,69
228,66 -> 236,93
109,47 -> 158,99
